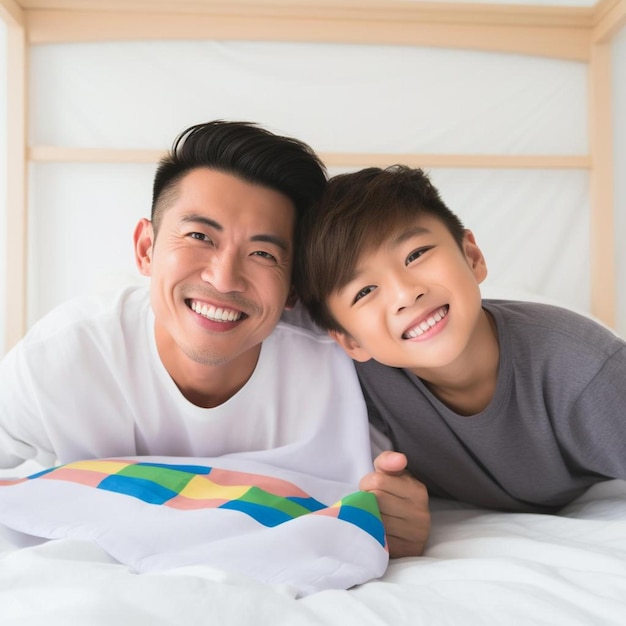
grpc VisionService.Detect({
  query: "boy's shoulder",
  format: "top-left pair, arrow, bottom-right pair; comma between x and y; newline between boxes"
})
482,298 -> 605,327
482,298 -> 624,355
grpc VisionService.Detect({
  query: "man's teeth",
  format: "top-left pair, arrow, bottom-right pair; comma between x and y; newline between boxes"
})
403,306 -> 448,339
190,301 -> 242,322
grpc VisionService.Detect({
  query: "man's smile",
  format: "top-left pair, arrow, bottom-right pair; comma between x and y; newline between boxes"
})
187,299 -> 246,323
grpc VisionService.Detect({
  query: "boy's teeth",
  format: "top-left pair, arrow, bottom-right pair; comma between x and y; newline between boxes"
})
190,301 -> 242,322
403,306 -> 448,339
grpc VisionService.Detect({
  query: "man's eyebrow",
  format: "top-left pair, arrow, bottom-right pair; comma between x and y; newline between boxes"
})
181,214 -> 222,231
250,234 -> 289,253
181,214 -> 289,252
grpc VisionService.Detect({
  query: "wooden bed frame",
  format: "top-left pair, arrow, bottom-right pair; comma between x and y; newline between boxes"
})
2,0 -> 625,350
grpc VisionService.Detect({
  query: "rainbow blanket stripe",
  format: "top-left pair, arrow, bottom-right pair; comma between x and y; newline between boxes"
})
0,458 -> 390,595
3,459 -> 385,547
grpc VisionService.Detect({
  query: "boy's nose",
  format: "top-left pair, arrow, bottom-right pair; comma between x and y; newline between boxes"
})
201,252 -> 246,293
391,273 -> 424,313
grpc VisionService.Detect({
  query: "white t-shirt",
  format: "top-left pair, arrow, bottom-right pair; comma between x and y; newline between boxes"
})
0,286 -> 373,484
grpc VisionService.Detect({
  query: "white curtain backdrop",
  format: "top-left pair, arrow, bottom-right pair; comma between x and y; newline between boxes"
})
2,27 -> 626,349
26,40 -> 592,329
29,41 -> 588,155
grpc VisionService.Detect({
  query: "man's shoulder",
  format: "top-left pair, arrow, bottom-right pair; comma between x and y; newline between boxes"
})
262,308 -> 350,369
20,285 -> 150,346
276,303 -> 336,347
279,303 -> 327,336
271,318 -> 336,348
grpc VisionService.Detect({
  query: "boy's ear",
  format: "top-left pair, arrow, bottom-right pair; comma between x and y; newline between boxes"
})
328,330 -> 372,363
134,218 -> 155,277
284,285 -> 298,311
462,229 -> 488,284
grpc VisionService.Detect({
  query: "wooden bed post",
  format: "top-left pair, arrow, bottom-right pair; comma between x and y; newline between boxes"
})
1,0 -> 27,352
589,0 -> 626,328
588,42 -> 616,328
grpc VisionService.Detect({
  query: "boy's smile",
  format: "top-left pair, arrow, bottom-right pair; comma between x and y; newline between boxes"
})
327,215 -> 489,379
402,304 -> 449,340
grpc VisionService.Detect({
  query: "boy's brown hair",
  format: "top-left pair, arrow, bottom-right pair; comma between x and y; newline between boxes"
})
295,165 -> 465,332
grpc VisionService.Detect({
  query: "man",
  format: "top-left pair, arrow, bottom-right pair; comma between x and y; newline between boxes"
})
0,121 -> 429,557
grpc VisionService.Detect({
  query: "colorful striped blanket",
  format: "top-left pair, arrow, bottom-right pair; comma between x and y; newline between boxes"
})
0,457 -> 388,596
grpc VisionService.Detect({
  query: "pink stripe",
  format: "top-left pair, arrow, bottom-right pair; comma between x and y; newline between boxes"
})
207,468 -> 309,497
312,507 -> 339,519
0,478 -> 28,486
41,467 -> 108,487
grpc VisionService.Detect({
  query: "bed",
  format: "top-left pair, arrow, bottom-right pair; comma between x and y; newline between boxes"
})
1,458 -> 626,625
1,1 -> 626,623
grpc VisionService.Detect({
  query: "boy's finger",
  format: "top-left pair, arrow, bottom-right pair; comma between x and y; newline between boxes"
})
372,450 -> 408,475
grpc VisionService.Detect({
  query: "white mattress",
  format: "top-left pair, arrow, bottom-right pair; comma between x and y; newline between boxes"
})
2,476 -> 625,625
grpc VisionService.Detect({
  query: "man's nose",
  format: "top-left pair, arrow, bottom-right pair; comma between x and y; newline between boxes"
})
200,251 -> 246,293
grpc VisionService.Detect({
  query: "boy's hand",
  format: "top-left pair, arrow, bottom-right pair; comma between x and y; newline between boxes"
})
360,451 -> 430,558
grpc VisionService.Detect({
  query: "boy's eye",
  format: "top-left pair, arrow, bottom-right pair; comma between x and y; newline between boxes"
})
353,285 -> 375,304
406,246 -> 433,265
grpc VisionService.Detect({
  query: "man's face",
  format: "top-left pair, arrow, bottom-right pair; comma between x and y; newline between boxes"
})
327,215 -> 487,376
135,168 -> 296,373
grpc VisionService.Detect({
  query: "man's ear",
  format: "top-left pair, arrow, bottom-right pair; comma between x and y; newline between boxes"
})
133,218 -> 155,277
328,330 -> 372,362
462,229 -> 488,284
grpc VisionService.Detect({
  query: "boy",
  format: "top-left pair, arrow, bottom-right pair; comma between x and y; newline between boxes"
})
297,165 -> 626,512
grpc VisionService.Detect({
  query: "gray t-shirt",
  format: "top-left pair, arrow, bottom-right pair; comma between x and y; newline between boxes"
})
356,300 -> 626,513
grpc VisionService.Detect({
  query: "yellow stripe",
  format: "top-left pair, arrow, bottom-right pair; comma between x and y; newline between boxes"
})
179,475 -> 250,500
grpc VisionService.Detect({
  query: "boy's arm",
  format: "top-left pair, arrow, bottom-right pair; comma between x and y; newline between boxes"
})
360,451 -> 430,558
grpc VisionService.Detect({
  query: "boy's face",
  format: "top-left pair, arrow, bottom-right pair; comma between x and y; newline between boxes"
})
134,168 -> 296,375
326,214 -> 488,375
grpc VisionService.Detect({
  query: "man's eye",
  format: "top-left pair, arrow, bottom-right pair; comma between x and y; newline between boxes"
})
406,246 -> 432,265
189,232 -> 209,242
353,285 -> 375,304
251,250 -> 277,262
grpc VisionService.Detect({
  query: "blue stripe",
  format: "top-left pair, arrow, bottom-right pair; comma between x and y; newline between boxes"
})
98,475 -> 177,505
219,500 -> 293,527
338,505 -> 386,547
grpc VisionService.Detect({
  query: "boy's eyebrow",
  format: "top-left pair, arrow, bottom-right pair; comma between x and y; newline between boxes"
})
392,225 -> 432,246
180,214 -> 289,252
342,225 -> 433,290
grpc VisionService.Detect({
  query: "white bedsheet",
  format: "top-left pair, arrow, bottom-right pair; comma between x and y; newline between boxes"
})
2,478 -> 625,626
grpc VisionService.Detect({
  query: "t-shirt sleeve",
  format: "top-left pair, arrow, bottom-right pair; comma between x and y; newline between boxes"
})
0,343 -> 55,469
362,385 -> 395,451
564,344 -> 626,479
